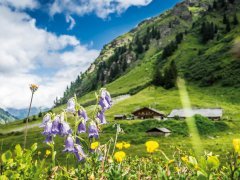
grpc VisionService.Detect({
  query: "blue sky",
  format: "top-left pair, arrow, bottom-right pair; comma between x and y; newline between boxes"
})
29,0 -> 181,49
0,0 -> 181,109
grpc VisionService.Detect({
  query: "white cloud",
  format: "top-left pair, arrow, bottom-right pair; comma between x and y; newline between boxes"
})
0,5 -> 100,109
50,0 -> 153,19
66,14 -> 76,30
0,0 -> 38,9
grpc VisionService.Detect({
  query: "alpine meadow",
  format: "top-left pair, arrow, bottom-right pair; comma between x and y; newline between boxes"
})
1,0 -> 240,179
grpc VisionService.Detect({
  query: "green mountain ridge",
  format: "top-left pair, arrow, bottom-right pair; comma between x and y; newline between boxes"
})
56,0 -> 240,115
57,0 -> 216,105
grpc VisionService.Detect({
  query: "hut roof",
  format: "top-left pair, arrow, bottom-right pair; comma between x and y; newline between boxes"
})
146,127 -> 171,133
167,108 -> 223,118
132,107 -> 164,115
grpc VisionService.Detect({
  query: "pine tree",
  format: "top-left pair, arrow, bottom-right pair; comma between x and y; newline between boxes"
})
163,61 -> 178,89
223,14 -> 227,24
176,33 -> 184,44
200,22 -> 216,43
226,19 -> 231,32
233,14 -> 239,25
213,1 -> 217,9
152,68 -> 164,86
122,59 -> 128,72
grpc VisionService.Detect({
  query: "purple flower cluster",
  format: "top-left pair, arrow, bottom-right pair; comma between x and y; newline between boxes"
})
77,108 -> 88,133
66,98 -> 76,113
40,113 -> 72,143
97,89 -> 112,125
63,135 -> 86,161
88,123 -> 99,138
99,89 -> 112,111
40,89 -> 112,162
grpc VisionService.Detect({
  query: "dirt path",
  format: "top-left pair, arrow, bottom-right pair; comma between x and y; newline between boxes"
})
1,122 -> 40,134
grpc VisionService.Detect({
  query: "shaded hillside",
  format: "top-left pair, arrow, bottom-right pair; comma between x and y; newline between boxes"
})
0,108 -> 16,124
154,0 -> 240,88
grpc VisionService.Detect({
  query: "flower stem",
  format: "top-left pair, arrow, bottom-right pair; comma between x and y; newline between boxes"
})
23,91 -> 34,149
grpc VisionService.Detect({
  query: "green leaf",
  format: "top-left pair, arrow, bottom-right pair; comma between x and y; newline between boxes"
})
14,144 -> 23,157
197,171 -> 208,180
1,151 -> 12,163
31,143 -> 38,152
207,156 -> 220,170
189,156 -> 198,165
0,175 -> 8,180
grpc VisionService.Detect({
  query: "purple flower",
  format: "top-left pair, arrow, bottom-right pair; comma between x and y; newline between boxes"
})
101,89 -> 112,106
99,89 -> 112,110
88,123 -> 99,138
42,121 -> 53,135
63,135 -> 75,152
51,116 -> 60,135
59,121 -> 72,136
74,144 -> 86,161
44,135 -> 53,143
66,98 -> 75,113
77,121 -> 86,134
78,109 -> 88,122
97,111 -> 107,124
39,114 -> 51,128
99,97 -> 111,110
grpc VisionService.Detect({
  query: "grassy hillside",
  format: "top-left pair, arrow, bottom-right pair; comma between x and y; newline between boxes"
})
57,0 -> 214,105
1,83 -> 240,162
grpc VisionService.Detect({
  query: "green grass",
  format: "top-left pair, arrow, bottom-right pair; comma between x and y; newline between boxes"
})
1,84 -> 240,163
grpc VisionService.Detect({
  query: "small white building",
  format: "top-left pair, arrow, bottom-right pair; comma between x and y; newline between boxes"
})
167,108 -> 223,120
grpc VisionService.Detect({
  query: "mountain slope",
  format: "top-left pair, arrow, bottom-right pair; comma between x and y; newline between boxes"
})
57,0 -> 214,105
0,108 -> 16,124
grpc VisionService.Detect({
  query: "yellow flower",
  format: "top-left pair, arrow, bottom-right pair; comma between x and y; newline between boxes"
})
233,139 -> 240,153
175,167 -> 180,172
168,159 -> 175,164
181,156 -> 188,163
114,151 -> 126,163
145,141 -> 159,153
46,150 -> 51,156
91,142 -> 99,150
30,84 -> 39,92
116,142 -> 123,150
123,142 -> 131,149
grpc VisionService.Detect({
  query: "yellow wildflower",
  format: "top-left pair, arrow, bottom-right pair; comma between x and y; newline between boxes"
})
168,159 -> 175,164
114,151 -> 126,163
91,142 -> 99,150
145,141 -> 159,153
123,142 -> 131,149
181,156 -> 188,163
46,150 -> 51,156
233,139 -> 240,153
30,84 -> 39,92
175,167 -> 180,172
116,142 -> 123,150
